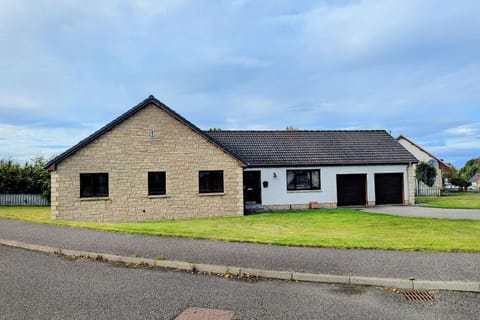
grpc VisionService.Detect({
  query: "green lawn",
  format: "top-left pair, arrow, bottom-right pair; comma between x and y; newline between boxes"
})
416,192 -> 480,209
1,206 -> 479,252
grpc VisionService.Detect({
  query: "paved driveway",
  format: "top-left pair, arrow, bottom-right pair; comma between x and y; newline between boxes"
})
362,206 -> 480,220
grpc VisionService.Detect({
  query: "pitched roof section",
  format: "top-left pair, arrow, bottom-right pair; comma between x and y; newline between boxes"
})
469,173 -> 480,182
396,135 -> 449,170
44,96 -> 246,170
205,130 -> 418,167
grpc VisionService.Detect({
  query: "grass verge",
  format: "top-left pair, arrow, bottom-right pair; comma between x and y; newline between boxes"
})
416,192 -> 480,209
0,206 -> 479,252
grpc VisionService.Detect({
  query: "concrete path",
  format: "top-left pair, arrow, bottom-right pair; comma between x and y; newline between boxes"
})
361,206 -> 480,220
1,218 -> 479,283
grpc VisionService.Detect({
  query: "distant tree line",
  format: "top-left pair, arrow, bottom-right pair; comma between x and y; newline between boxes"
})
443,157 -> 480,191
0,157 -> 50,200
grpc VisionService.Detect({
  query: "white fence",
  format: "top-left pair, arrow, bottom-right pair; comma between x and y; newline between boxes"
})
0,194 -> 49,206
415,181 -> 441,197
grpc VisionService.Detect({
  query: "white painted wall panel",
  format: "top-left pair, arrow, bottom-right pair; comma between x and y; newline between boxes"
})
246,165 -> 410,206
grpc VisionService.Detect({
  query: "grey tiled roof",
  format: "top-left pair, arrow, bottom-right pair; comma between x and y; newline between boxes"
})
205,130 -> 418,167
469,173 -> 480,182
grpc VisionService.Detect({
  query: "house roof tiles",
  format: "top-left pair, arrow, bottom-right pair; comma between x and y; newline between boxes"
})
44,96 -> 418,170
469,173 -> 480,182
205,130 -> 418,167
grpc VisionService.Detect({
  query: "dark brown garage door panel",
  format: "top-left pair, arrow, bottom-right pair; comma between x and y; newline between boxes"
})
375,173 -> 403,205
336,174 -> 367,206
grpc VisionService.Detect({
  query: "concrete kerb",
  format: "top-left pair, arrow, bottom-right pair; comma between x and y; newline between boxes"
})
1,239 -> 479,293
350,276 -> 413,290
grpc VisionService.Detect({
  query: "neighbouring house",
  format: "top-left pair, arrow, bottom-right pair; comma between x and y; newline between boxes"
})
45,96 -> 418,222
469,173 -> 480,190
397,135 -> 449,189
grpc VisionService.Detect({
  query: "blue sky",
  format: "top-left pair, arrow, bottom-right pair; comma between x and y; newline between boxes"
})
1,0 -> 479,168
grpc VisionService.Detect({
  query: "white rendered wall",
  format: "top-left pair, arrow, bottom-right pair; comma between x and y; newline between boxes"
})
246,165 -> 410,206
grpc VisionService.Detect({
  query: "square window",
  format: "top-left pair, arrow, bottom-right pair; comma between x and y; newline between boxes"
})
199,170 -> 224,193
287,170 -> 321,191
148,172 -> 166,195
80,173 -> 109,198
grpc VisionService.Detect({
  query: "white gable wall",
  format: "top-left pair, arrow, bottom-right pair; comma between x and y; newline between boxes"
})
397,139 -> 443,187
246,164 -> 411,208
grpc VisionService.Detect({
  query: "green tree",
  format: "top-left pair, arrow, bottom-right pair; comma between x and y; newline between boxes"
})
442,163 -> 458,183
450,177 -> 471,192
415,161 -> 437,187
0,156 -> 50,200
0,159 -> 23,193
458,157 -> 480,180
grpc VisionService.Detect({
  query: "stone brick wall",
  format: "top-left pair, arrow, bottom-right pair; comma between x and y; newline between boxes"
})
407,164 -> 416,205
51,103 -> 244,222
263,203 -> 336,211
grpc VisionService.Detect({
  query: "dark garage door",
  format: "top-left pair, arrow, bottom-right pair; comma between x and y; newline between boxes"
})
336,174 -> 367,206
375,173 -> 404,205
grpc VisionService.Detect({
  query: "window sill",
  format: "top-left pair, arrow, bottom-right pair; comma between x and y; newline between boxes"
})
148,195 -> 169,199
80,197 -> 110,201
287,190 -> 322,193
199,192 -> 225,196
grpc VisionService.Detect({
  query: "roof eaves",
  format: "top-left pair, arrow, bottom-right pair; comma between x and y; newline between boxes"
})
44,95 -> 156,170
469,173 -> 480,182
44,96 -> 246,170
156,106 -> 248,167
396,135 -> 448,169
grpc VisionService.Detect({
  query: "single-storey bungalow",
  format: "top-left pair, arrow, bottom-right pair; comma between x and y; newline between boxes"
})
45,96 -> 418,222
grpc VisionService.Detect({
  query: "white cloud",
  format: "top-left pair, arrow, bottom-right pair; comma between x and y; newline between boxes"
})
0,0 -> 479,167
444,122 -> 480,136
0,93 -> 41,110
0,123 -> 95,162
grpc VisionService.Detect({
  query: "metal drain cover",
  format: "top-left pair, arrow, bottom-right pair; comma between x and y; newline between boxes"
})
400,290 -> 436,302
175,307 -> 235,320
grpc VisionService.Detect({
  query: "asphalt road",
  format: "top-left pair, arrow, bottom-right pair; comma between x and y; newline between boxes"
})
1,246 -> 478,320
1,219 -> 479,281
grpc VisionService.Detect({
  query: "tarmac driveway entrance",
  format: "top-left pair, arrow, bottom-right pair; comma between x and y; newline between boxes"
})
362,206 -> 480,220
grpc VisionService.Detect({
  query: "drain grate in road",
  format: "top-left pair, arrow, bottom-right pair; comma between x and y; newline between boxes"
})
400,290 -> 436,302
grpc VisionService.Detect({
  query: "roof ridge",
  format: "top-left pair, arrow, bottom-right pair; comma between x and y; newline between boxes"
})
204,129 -> 388,133
396,135 -> 449,169
45,96 -> 247,170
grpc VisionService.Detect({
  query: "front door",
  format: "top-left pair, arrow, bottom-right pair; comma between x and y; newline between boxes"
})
243,171 -> 262,208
